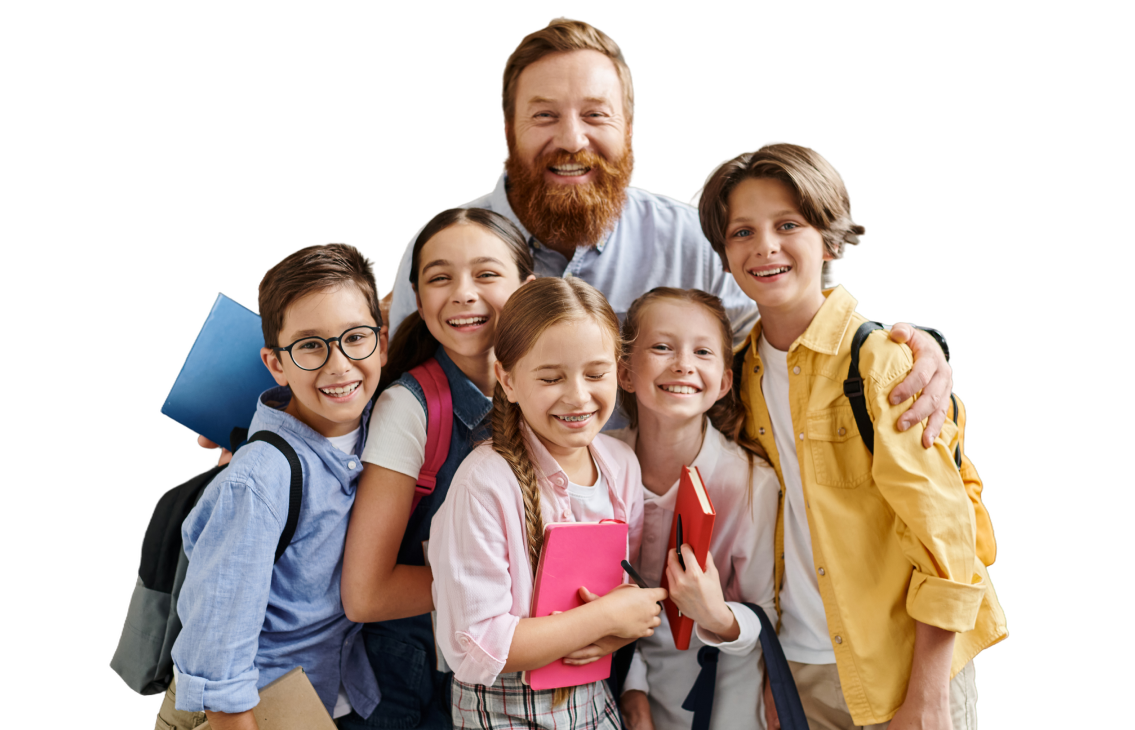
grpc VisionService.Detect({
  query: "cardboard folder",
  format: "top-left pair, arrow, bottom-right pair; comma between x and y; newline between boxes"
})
197,667 -> 336,730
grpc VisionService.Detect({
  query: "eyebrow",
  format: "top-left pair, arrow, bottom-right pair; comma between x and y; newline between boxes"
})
526,95 -> 612,107
730,209 -> 800,223
532,358 -> 615,371
287,323 -> 372,339
421,256 -> 507,274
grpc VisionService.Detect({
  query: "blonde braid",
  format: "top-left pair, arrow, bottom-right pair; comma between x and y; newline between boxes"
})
491,384 -> 546,577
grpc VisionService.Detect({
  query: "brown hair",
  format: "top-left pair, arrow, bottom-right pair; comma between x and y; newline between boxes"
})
491,277 -> 620,578
502,18 -> 634,125
379,208 -> 534,391
259,243 -> 381,349
618,288 -> 767,491
698,143 -> 865,287
491,276 -> 619,707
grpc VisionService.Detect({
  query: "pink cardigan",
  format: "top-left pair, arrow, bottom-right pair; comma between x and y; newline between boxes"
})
427,422 -> 645,686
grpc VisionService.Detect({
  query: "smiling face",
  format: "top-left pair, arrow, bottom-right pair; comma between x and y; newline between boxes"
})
504,49 -> 633,251
618,299 -> 733,428
414,223 -> 532,370
724,177 -> 832,323
261,283 -> 386,438
496,317 -> 618,463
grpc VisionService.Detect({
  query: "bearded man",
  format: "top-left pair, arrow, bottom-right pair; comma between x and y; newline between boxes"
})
384,18 -> 953,440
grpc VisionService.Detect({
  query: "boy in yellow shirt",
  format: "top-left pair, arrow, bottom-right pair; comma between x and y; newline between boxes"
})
698,144 -> 1006,730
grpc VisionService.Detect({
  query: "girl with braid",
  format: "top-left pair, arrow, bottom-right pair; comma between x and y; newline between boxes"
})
340,208 -> 534,730
429,277 -> 667,730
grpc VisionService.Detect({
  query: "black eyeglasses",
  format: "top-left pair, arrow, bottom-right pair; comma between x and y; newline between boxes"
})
273,326 -> 381,371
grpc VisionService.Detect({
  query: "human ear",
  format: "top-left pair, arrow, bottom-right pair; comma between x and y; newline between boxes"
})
521,274 -> 537,284
378,326 -> 389,368
414,285 -> 424,319
495,360 -> 518,403
714,366 -> 734,403
261,347 -> 289,387
616,360 -> 636,392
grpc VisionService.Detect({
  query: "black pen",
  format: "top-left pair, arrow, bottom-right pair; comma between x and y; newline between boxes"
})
621,560 -> 664,611
676,514 -> 687,571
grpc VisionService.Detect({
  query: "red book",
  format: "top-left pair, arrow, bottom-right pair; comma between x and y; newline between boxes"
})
659,465 -> 716,650
525,520 -> 629,689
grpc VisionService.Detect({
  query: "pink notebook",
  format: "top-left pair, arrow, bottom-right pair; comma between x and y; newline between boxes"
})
524,520 -> 629,690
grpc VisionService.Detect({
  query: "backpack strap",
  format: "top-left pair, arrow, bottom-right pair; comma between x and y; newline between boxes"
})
407,358 -> 453,514
843,321 -> 884,454
246,431 -> 303,564
681,603 -> 808,730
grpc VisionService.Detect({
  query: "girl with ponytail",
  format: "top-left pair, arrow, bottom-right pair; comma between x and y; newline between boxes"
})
339,208 -> 534,730
429,277 -> 667,730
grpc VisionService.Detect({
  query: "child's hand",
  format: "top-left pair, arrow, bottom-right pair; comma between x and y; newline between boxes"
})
763,673 -> 780,729
619,690 -> 656,730
197,434 -> 233,466
563,587 -> 638,664
664,547 -> 739,641
588,583 -> 666,639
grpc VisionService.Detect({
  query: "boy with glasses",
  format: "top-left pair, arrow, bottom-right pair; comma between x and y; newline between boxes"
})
158,244 -> 385,730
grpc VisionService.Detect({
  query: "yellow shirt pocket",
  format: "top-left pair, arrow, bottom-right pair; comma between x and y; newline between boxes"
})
806,405 -> 873,488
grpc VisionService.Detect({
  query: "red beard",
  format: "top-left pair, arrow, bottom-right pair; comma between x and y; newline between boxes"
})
504,135 -> 634,252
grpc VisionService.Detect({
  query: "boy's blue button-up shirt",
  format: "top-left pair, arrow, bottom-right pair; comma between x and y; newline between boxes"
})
172,387 -> 380,717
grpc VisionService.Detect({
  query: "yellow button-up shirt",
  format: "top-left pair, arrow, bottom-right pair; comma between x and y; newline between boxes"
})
739,286 -> 1007,725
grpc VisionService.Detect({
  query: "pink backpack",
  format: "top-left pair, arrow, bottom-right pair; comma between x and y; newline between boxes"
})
407,358 -> 453,514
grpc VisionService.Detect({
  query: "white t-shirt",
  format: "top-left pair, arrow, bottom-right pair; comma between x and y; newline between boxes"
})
758,334 -> 836,665
361,384 -> 428,477
565,459 -> 615,523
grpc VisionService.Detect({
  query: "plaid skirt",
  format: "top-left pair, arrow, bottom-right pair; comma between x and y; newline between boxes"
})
451,673 -> 621,729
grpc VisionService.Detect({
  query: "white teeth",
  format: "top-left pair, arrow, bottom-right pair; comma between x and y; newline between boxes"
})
447,316 -> 488,327
753,266 -> 791,277
320,383 -> 358,395
551,164 -> 588,176
556,413 -> 592,422
661,385 -> 699,394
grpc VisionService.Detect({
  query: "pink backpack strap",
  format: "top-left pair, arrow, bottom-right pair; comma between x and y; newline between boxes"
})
407,358 -> 453,514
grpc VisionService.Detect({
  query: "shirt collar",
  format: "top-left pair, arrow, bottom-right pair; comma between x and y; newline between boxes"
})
518,421 -> 628,517
249,385 -> 372,493
434,347 -> 493,431
744,286 -> 859,358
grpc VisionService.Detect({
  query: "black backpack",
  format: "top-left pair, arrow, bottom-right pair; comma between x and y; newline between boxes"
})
110,430 -> 303,695
842,322 -> 962,467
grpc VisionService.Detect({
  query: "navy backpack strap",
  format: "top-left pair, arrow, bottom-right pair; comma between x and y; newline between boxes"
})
246,431 -> 303,564
744,602 -> 809,730
843,321 -> 884,454
680,646 -> 721,730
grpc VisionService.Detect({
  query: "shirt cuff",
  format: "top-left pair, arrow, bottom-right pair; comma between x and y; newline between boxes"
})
452,623 -> 514,686
694,601 -> 761,655
173,665 -> 260,714
906,570 -> 986,633
621,647 -> 649,695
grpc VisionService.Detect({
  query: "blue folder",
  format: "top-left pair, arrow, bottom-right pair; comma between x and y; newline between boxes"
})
162,293 -> 278,451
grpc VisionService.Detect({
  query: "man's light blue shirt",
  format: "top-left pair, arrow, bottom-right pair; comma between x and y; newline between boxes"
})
172,387 -> 379,717
388,172 -> 757,344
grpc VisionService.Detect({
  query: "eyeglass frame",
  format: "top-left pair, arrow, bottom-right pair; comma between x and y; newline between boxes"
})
271,325 -> 383,371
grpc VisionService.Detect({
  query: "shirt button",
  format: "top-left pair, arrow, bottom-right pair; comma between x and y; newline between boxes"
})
562,510 -> 571,519
754,365 -> 760,373
793,366 -> 801,375
818,567 -> 825,576
834,635 -> 843,645
799,432 -> 805,441
837,427 -> 846,437
759,427 -> 766,435
347,460 -> 357,469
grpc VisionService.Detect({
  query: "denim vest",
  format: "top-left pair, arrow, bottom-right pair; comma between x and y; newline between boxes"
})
340,348 -> 491,730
